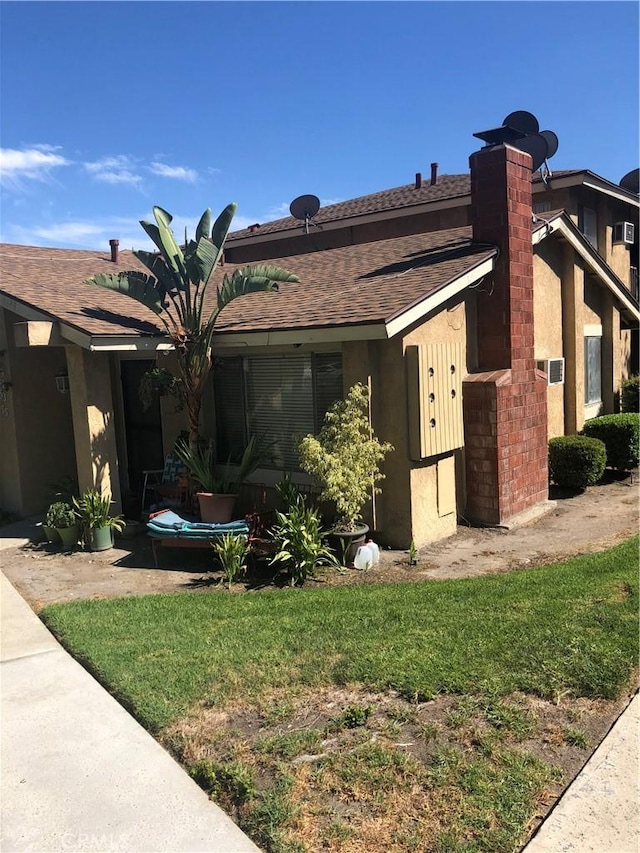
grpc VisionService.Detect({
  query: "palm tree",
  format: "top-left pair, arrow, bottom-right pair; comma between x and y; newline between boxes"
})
87,203 -> 298,451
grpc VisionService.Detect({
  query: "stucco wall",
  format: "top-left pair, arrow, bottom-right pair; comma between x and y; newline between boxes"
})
533,242 -> 565,438
342,301 -> 468,550
0,309 -> 22,514
0,309 -> 76,516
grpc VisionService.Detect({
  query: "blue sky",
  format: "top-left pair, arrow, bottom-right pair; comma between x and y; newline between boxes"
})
1,1 -> 638,251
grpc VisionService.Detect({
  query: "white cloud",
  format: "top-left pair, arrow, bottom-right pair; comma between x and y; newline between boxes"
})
0,146 -> 71,189
266,202 -> 292,219
3,217 -> 154,252
84,156 -> 142,186
149,162 -> 198,183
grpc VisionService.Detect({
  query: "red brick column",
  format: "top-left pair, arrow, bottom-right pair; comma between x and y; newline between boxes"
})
463,144 -> 548,525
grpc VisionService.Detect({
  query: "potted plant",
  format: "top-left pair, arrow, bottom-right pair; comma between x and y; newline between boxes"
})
73,489 -> 125,551
298,383 -> 393,564
45,501 -> 80,551
175,435 -> 273,523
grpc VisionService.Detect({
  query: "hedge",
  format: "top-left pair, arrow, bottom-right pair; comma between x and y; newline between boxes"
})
548,435 -> 607,490
620,376 -> 639,414
582,413 -> 640,471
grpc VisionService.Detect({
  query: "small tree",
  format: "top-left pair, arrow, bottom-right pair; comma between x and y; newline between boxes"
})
298,383 -> 393,531
88,204 -> 298,451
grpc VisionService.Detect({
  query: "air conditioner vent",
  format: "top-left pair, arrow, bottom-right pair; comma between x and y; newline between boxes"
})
613,221 -> 635,245
536,357 -> 565,385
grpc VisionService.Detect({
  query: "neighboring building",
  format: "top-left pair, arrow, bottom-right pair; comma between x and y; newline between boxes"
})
1,139 -> 638,548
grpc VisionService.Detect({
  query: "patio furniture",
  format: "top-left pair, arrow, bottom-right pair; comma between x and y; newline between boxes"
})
141,454 -> 189,514
147,509 -> 249,567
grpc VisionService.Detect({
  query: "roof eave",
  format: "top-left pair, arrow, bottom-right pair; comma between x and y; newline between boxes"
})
534,213 -> 640,320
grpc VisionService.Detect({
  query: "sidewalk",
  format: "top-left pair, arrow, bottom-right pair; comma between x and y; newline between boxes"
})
0,570 -> 259,853
523,690 -> 639,853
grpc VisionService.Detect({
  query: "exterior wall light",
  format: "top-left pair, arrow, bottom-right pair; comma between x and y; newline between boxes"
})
55,371 -> 70,394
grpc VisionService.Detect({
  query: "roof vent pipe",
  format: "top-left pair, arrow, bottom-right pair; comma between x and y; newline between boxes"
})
430,163 -> 439,186
109,239 -> 119,263
415,172 -> 422,189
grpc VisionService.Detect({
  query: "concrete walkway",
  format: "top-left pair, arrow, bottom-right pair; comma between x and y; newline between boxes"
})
1,571 -> 260,853
523,691 -> 639,853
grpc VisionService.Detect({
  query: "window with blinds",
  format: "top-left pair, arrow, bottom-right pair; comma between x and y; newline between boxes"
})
579,207 -> 598,250
214,353 -> 343,470
584,336 -> 602,404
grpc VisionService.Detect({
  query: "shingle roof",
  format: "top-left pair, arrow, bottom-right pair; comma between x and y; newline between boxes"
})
215,227 -> 496,334
227,170 -> 585,242
0,244 -> 163,337
0,227 -> 496,340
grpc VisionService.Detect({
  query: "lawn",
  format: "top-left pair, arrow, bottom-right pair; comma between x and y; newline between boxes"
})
41,536 -> 639,853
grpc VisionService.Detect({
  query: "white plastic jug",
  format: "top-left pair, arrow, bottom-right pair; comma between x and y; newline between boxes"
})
367,540 -> 380,565
354,544 -> 373,571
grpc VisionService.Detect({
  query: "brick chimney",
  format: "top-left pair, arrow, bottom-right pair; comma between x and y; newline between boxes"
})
462,143 -> 548,525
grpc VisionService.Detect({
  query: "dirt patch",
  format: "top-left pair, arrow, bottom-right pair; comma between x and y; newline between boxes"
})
1,470 -> 637,611
161,682 -> 637,853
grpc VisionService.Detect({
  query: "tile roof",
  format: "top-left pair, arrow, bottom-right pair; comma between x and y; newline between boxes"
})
227,170 -> 585,242
0,227 -> 496,341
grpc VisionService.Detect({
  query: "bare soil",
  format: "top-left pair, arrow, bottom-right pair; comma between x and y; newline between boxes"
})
1,470 -> 637,610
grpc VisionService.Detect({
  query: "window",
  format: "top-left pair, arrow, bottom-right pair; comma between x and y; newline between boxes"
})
214,353 -> 343,470
584,336 -> 602,404
579,207 -> 598,250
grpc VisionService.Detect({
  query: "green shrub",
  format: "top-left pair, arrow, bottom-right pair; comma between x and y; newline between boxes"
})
212,533 -> 249,589
270,498 -> 339,586
45,501 -> 78,529
189,759 -> 256,808
582,413 -> 640,471
548,436 -> 606,490
620,376 -> 639,413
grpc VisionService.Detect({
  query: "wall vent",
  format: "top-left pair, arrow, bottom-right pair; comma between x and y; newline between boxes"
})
613,221 -> 635,245
536,357 -> 565,385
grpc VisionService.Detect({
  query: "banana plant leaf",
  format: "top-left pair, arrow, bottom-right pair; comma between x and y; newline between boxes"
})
87,271 -> 165,315
133,249 -> 184,294
195,209 -> 212,243
216,266 -> 299,313
152,206 -> 185,276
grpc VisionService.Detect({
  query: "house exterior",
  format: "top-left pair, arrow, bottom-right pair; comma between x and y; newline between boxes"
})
1,139 -> 638,548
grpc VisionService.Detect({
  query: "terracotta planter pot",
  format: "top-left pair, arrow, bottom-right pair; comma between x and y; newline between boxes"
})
196,492 -> 238,524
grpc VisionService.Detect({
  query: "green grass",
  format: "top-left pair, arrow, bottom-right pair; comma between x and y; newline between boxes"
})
40,536 -> 639,733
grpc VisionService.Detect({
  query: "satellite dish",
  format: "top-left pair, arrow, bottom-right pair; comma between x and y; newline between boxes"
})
503,110 -> 540,135
289,194 -> 320,221
620,169 -> 639,194
289,194 -> 321,235
511,133 -> 550,172
539,130 -> 559,160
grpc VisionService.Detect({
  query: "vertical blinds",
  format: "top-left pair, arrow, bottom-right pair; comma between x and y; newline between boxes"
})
214,353 -> 343,470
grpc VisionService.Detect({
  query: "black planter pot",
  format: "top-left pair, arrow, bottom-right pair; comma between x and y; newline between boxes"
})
329,523 -> 369,566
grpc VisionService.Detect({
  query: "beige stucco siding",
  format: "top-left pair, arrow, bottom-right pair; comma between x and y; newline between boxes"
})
533,242 -> 565,437
0,309 -> 76,516
343,315 -> 467,550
